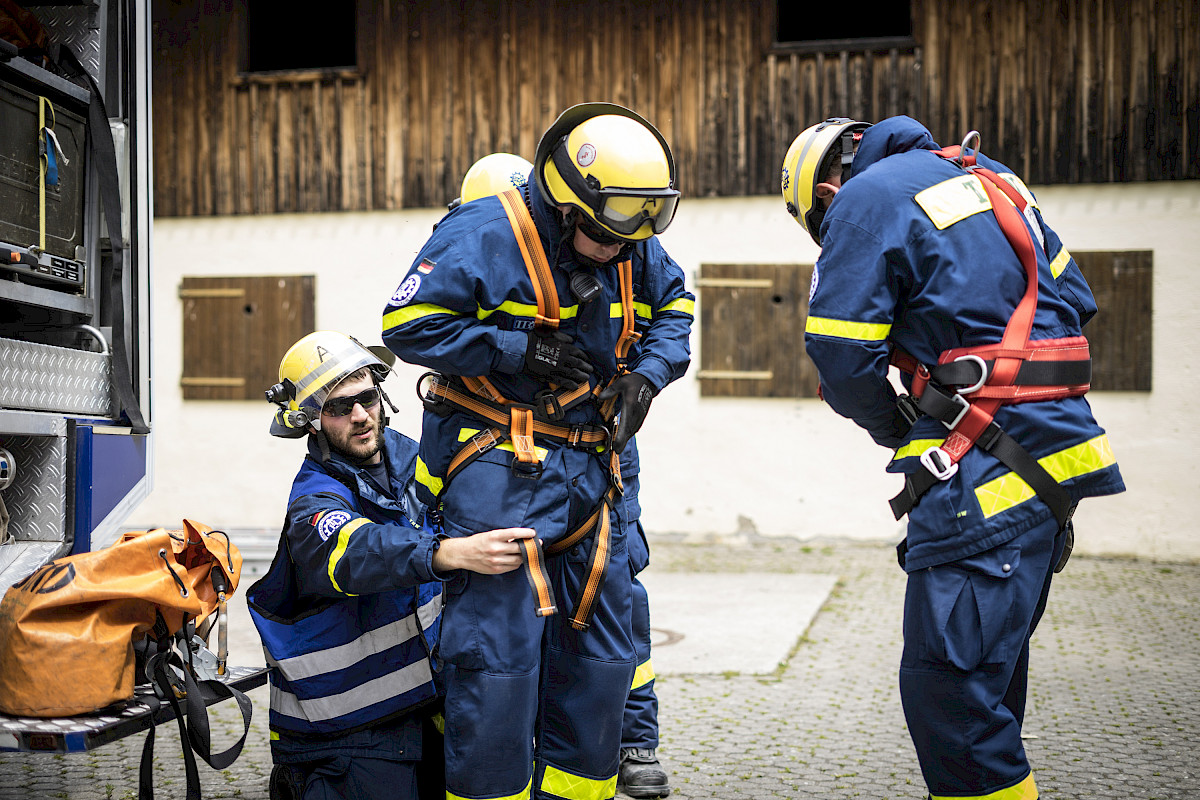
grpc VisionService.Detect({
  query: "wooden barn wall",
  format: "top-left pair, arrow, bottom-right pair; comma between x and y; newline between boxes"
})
151,0 -> 1200,218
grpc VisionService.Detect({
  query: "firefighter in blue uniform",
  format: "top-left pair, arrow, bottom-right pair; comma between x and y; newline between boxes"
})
781,116 -> 1126,800
382,103 -> 694,800
250,331 -> 535,800
453,152 -> 673,799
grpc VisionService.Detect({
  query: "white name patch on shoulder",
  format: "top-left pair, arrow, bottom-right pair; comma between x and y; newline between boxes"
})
914,174 -> 993,230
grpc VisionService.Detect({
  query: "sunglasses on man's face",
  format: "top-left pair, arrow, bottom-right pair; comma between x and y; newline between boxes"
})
322,386 -> 381,417
576,216 -> 628,247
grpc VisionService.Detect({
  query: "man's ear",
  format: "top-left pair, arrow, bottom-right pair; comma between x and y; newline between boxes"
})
815,182 -> 839,203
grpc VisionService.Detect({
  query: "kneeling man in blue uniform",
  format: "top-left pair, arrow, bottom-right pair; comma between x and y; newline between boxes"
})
781,117 -> 1125,799
250,331 -> 534,800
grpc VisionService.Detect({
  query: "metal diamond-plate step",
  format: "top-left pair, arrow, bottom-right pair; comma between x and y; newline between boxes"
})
0,337 -> 111,414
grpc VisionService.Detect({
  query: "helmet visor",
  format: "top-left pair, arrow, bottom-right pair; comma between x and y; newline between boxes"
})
552,144 -> 680,238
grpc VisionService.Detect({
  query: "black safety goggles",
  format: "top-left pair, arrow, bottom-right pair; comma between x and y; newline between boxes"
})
552,143 -> 680,238
322,386 -> 381,417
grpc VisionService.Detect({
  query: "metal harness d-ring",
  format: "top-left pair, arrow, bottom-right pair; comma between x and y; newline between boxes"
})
955,130 -> 981,167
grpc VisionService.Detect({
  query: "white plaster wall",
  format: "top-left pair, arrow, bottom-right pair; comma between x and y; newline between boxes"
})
131,182 -> 1200,561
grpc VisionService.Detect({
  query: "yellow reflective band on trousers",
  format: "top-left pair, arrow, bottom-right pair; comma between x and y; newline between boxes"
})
1049,246 -> 1072,278
630,658 -> 655,691
805,315 -> 892,342
384,302 -> 461,333
327,518 -> 370,595
975,434 -> 1116,519
447,777 -> 532,800
931,771 -> 1038,800
540,765 -> 617,800
416,456 -> 444,498
892,438 -> 947,461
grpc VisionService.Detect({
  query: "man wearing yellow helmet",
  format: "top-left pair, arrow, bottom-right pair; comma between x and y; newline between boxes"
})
781,116 -> 1125,800
251,331 -> 535,800
382,104 -> 694,800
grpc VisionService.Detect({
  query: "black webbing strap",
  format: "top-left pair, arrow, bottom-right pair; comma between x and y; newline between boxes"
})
55,46 -> 148,433
928,358 -> 1091,389
889,420 -> 1075,530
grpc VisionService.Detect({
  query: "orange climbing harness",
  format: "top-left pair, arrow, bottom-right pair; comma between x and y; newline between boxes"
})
419,188 -> 641,630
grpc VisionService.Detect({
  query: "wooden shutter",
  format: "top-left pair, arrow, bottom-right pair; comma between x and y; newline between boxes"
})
1073,251 -> 1152,391
180,275 -> 315,400
697,263 -> 819,398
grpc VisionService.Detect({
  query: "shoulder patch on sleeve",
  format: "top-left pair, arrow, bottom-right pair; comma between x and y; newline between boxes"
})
316,510 -> 353,542
390,274 -> 422,307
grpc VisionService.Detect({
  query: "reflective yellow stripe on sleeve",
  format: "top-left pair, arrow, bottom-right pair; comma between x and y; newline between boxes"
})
975,434 -> 1117,519
415,456 -> 444,498
1049,247 -> 1072,278
805,315 -> 892,342
660,297 -> 695,316
540,765 -> 617,800
327,518 -> 370,595
448,777 -> 532,800
631,658 -> 655,691
931,772 -> 1037,800
892,439 -> 947,462
383,302 -> 461,332
479,300 -> 580,322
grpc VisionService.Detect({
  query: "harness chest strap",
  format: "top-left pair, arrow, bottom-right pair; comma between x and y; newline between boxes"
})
888,149 -> 1086,528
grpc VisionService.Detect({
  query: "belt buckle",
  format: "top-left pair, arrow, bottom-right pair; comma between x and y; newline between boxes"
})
920,446 -> 959,481
511,456 -> 544,480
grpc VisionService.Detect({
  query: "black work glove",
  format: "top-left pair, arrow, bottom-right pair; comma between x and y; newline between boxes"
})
597,372 -> 655,453
524,330 -> 594,389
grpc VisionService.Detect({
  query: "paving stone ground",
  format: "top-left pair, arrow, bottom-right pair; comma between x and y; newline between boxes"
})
1,536 -> 1196,800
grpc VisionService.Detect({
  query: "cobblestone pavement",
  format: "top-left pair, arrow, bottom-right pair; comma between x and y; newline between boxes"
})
1,537 -> 1197,800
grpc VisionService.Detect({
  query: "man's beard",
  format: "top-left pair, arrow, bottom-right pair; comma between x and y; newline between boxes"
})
327,417 -> 385,464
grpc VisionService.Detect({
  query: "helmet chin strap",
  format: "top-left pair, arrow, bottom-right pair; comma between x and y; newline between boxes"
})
563,209 -> 631,271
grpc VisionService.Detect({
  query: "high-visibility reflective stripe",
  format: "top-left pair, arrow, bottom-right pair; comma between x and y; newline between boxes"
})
448,777 -> 532,800
270,730 -> 279,741
975,434 -> 1116,519
1049,247 -> 1072,278
805,315 -> 892,342
660,297 -> 695,316
892,439 -> 947,461
611,301 -> 653,320
383,302 -> 460,332
631,658 -> 655,690
270,658 -> 432,723
267,595 -> 442,680
416,456 -> 444,497
458,428 -> 547,460
328,518 -> 369,595
931,772 -> 1037,800
540,765 -> 617,800
479,300 -> 580,321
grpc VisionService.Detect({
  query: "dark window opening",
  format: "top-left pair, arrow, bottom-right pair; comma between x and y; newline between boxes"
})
245,1 -> 356,73
776,1 -> 912,46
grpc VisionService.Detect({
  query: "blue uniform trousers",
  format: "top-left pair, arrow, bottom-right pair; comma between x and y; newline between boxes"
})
622,522 -> 659,750
437,446 -> 636,800
899,515 -> 1067,799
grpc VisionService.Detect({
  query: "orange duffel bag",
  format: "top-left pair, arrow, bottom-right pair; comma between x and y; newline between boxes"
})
0,519 -> 242,717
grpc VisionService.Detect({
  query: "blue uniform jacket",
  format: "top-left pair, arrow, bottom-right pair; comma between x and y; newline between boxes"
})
247,429 -> 443,750
805,116 -> 1125,570
381,177 -> 694,513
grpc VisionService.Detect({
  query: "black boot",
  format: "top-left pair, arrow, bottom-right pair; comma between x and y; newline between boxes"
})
618,748 -> 671,798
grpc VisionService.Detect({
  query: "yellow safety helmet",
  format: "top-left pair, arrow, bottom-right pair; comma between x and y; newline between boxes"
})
534,102 -> 680,243
266,331 -> 390,438
780,117 -> 871,245
459,153 -> 533,205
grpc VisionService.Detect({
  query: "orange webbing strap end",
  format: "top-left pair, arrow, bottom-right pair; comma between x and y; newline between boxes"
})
519,537 -> 558,618
499,188 -> 560,330
463,375 -> 508,405
566,492 -> 613,632
509,405 -> 538,465
615,259 -> 641,364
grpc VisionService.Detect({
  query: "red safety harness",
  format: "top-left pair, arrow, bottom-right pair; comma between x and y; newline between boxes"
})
418,188 -> 640,631
887,142 -> 1090,529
